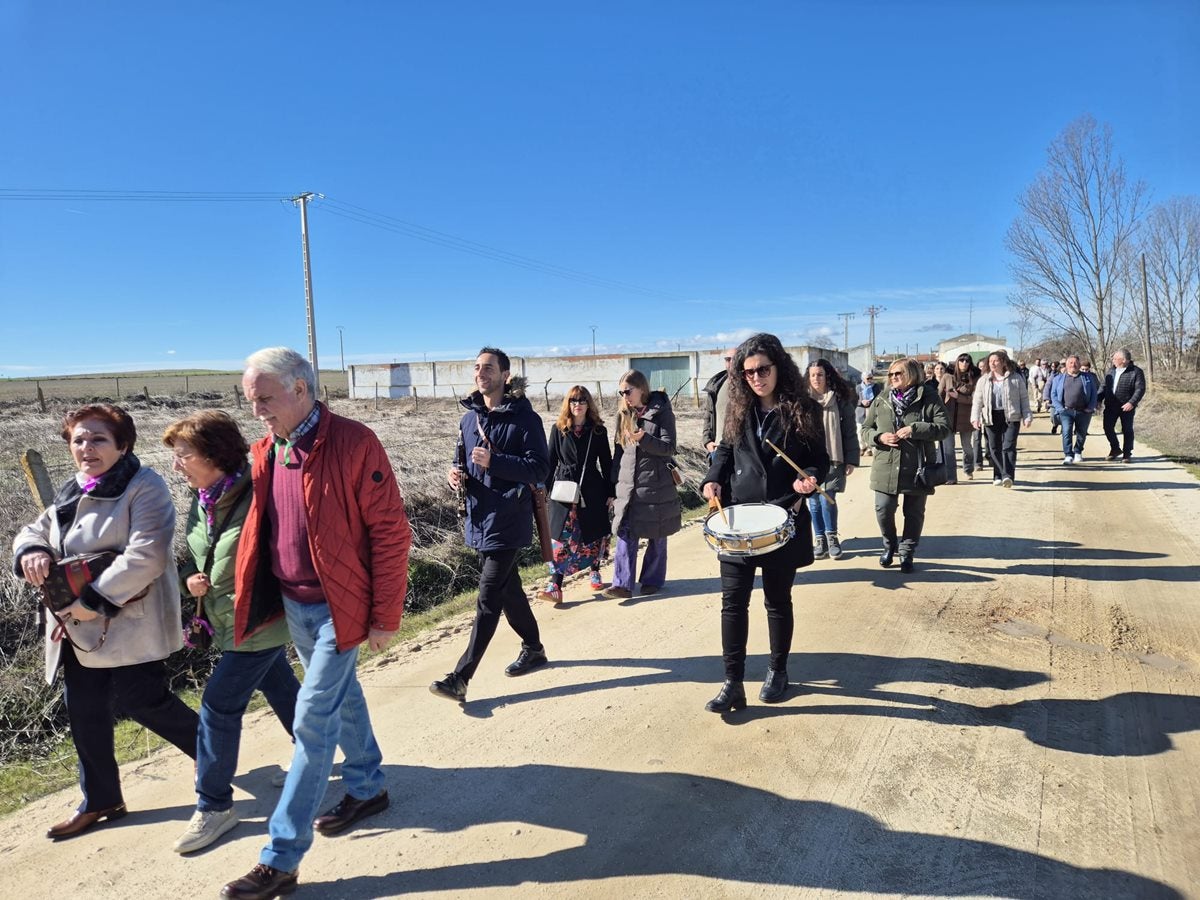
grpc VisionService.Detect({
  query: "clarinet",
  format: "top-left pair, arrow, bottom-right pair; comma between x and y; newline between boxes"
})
453,435 -> 468,523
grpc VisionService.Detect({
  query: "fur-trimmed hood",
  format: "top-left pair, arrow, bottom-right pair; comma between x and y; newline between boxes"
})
461,375 -> 529,412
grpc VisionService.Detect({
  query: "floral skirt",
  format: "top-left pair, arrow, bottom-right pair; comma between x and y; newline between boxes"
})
549,507 -> 609,577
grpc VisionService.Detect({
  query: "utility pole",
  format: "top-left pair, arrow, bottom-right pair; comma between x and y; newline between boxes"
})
863,305 -> 885,365
337,325 -> 345,372
968,296 -> 975,334
293,192 -> 323,394
837,312 -> 855,351
590,325 -> 598,365
1141,253 -> 1155,384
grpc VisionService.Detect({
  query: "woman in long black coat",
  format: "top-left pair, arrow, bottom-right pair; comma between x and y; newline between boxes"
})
701,334 -> 829,713
538,386 -> 615,603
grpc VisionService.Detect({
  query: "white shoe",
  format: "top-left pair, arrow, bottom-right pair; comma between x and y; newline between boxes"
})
1062,456 -> 1073,465
172,807 -> 239,854
1002,477 -> 1013,489
1073,453 -> 1083,463
993,478 -> 1002,486
271,765 -> 289,787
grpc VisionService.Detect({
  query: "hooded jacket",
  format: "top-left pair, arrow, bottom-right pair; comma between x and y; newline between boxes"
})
234,404 -> 412,652
611,390 -> 682,539
457,378 -> 552,552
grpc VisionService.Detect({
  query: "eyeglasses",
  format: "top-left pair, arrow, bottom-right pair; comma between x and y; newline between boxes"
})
722,356 -> 733,363
742,364 -> 774,381
172,452 -> 196,464
569,397 -> 587,405
617,388 -> 634,397
888,372 -> 904,379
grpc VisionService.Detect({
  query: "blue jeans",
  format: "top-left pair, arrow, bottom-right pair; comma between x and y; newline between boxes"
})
196,645 -> 300,812
612,524 -> 667,590
1058,408 -> 1092,457
260,598 -> 385,873
807,492 -> 838,536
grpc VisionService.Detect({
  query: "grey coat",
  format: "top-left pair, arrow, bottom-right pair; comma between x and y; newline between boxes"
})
863,385 -> 951,496
611,391 -> 682,539
13,467 -> 181,684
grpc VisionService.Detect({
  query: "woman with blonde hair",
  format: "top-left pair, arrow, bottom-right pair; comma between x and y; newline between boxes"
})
604,370 -> 681,599
970,349 -> 1033,488
539,386 -> 615,603
863,358 -> 951,574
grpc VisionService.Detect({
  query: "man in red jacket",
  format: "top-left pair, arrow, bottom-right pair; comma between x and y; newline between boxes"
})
222,347 -> 411,900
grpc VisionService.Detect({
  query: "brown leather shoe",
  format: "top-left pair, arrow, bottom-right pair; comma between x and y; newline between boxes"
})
313,790 -> 389,836
220,864 -> 298,899
46,803 -> 126,839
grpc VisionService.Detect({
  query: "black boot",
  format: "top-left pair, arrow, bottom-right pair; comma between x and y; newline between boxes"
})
899,553 -> 914,574
705,680 -> 747,713
879,542 -> 897,568
759,668 -> 789,703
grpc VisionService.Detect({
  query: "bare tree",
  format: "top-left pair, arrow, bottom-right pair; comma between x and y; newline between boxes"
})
1006,116 -> 1147,367
1007,306 -> 1040,358
1140,196 -> 1200,370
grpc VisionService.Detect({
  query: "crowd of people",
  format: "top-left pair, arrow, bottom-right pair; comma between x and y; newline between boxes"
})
9,338 -> 1149,897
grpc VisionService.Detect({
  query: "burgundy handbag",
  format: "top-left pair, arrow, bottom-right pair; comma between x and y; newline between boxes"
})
40,552 -> 119,613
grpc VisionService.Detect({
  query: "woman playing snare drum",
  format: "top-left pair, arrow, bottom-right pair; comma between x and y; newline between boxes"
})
701,334 -> 828,712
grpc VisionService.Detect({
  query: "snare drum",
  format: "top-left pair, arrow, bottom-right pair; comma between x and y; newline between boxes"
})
702,503 -> 795,558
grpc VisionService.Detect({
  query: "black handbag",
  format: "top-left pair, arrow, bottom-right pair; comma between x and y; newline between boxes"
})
915,438 -> 950,489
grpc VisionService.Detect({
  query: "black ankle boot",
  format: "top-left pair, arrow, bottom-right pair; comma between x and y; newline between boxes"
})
899,554 -> 914,574
879,543 -> 897,568
759,668 -> 788,703
705,680 -> 747,713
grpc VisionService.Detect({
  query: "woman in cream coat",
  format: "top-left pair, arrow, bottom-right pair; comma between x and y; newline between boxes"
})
970,350 -> 1033,487
13,404 -> 198,840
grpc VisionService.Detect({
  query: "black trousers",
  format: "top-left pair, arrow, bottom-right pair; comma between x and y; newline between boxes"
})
718,561 -> 796,682
455,548 -> 542,681
985,409 -> 1021,480
62,641 -> 199,812
1103,405 -> 1136,458
874,491 -> 928,555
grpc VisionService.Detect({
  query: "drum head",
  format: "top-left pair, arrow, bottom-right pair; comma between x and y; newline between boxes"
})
705,502 -> 788,538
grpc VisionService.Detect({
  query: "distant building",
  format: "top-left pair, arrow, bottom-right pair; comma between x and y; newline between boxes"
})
936,332 -> 1011,363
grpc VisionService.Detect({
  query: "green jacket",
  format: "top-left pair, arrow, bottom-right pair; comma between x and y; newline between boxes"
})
863,385 -> 951,496
178,467 -> 291,653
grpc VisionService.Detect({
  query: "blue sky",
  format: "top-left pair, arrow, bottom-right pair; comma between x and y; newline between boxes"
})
2,1 -> 1197,376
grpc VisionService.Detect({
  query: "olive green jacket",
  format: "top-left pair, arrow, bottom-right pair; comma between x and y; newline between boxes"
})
863,385 -> 951,496
178,467 -> 291,653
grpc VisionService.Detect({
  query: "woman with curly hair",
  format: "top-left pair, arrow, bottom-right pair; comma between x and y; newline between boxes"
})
539,386 -> 615,603
701,334 -> 829,712
806,359 -> 860,560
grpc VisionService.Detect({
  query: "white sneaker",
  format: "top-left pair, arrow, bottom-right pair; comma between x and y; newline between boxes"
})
271,766 -> 289,788
1062,456 -> 1073,465
172,807 -> 239,854
1002,477 -> 1013,489
993,478 -> 1002,486
1073,453 -> 1083,463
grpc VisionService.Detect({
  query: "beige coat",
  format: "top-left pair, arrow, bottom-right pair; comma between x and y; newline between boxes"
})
971,372 -> 1032,426
13,467 -> 181,684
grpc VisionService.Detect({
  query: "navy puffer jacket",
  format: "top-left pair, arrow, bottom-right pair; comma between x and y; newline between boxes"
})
457,382 -> 551,552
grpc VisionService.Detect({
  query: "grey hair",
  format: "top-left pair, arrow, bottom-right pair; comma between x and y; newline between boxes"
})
1065,354 -> 1080,364
244,347 -> 316,397
1115,347 -> 1133,363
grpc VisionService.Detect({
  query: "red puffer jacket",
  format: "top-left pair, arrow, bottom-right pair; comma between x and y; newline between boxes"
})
234,405 -> 412,652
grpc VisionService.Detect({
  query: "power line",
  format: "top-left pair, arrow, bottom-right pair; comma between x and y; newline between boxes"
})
0,189 -> 288,202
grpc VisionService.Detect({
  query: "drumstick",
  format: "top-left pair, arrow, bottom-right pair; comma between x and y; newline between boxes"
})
763,438 -> 837,505
709,492 -> 730,527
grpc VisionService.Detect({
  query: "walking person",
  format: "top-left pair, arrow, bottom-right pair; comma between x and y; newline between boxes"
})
932,361 -> 959,484
1101,348 -> 1147,463
863,358 -> 951,574
538,386 -> 614,602
701,333 -> 828,711
856,370 -> 880,457
12,404 -> 199,840
432,348 -> 552,703
162,410 -> 301,854
701,348 -> 735,462
806,359 -> 859,559
944,354 -> 979,480
223,347 -> 412,900
1049,355 -> 1099,465
603,369 -> 682,600
971,349 -> 1033,488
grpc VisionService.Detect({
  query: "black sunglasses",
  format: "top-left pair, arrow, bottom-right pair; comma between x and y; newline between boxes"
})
569,396 -> 587,404
617,388 -> 634,396
742,364 -> 774,380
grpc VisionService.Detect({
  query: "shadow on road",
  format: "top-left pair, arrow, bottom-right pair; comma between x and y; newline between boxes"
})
304,763 -> 1182,899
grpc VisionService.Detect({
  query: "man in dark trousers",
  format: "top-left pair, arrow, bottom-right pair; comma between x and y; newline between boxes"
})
431,347 -> 552,703
223,347 -> 412,900
1101,347 -> 1147,463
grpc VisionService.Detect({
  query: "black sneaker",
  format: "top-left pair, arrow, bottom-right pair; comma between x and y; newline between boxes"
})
430,672 -> 467,702
505,647 -> 548,677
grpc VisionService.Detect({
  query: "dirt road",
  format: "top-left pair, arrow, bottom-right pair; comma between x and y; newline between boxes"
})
2,424 -> 1198,898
